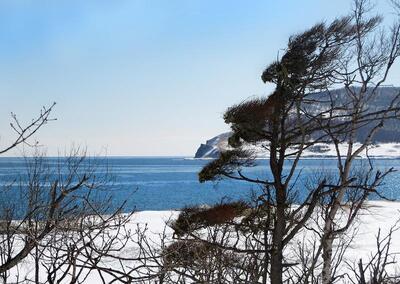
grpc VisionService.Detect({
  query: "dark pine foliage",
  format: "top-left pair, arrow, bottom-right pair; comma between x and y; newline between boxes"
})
170,201 -> 249,237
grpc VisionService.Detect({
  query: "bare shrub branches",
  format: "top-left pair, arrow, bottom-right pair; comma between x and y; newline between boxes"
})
0,103 -> 56,155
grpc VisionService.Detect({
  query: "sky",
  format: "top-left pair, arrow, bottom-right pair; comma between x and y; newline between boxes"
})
0,0 -> 399,156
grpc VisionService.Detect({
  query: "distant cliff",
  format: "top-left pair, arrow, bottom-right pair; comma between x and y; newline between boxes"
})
194,132 -> 231,158
194,87 -> 400,159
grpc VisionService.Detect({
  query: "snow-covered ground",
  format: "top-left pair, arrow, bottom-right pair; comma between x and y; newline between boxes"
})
131,201 -> 400,263
6,201 -> 400,283
131,201 -> 400,267
299,142 -> 400,159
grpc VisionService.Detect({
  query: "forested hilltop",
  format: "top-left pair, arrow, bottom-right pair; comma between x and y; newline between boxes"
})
195,86 -> 400,158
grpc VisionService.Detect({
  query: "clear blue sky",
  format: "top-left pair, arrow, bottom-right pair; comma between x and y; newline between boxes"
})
0,0 -> 398,156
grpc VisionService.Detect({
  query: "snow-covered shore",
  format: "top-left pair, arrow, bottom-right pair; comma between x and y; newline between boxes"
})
7,201 -> 400,283
194,132 -> 400,159
133,201 -> 400,265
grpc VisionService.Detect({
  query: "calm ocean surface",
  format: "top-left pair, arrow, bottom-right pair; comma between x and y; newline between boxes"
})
0,157 -> 399,212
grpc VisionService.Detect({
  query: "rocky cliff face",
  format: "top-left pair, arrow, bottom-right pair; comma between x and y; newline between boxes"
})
194,132 -> 231,158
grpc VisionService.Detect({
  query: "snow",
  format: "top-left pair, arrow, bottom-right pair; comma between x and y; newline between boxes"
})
345,201 -> 400,258
5,202 -> 400,283
301,142 -> 400,159
195,132 -> 400,159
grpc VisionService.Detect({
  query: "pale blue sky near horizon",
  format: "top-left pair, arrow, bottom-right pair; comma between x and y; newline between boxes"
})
0,0 -> 399,156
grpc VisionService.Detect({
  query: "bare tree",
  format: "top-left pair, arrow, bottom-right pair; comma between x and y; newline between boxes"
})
0,102 -> 56,155
312,1 -> 400,282
0,104 -> 172,283
0,150 -> 97,275
346,219 -> 400,284
0,149 -> 140,283
0,102 -> 55,282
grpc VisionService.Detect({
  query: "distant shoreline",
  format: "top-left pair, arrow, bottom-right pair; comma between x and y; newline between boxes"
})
187,156 -> 400,160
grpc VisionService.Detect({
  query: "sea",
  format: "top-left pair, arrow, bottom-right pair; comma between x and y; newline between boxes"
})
0,157 -> 399,213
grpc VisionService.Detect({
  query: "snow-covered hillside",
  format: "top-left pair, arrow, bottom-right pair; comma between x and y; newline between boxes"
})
194,132 -> 231,158
195,87 -> 400,159
194,132 -> 400,159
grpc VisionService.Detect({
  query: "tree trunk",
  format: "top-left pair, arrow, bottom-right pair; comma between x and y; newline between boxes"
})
270,187 -> 286,284
262,226 -> 269,284
322,234 -> 333,284
35,245 -> 40,284
270,232 -> 284,284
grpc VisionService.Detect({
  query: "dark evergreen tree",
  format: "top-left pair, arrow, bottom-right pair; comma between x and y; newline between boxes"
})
198,17 -> 361,284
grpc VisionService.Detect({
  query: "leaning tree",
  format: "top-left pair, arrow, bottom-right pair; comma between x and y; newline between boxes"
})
196,16 -> 362,284
193,2 -> 400,283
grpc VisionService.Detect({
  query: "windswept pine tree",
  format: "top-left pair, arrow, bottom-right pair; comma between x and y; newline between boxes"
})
198,16 -> 363,284
195,1 -> 400,283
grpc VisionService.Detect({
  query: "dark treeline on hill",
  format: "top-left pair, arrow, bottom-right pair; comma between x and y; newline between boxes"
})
310,86 -> 400,142
309,86 -> 400,143
195,86 -> 400,158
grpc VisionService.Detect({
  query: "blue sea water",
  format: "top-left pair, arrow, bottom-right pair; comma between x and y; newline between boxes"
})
0,157 -> 399,212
